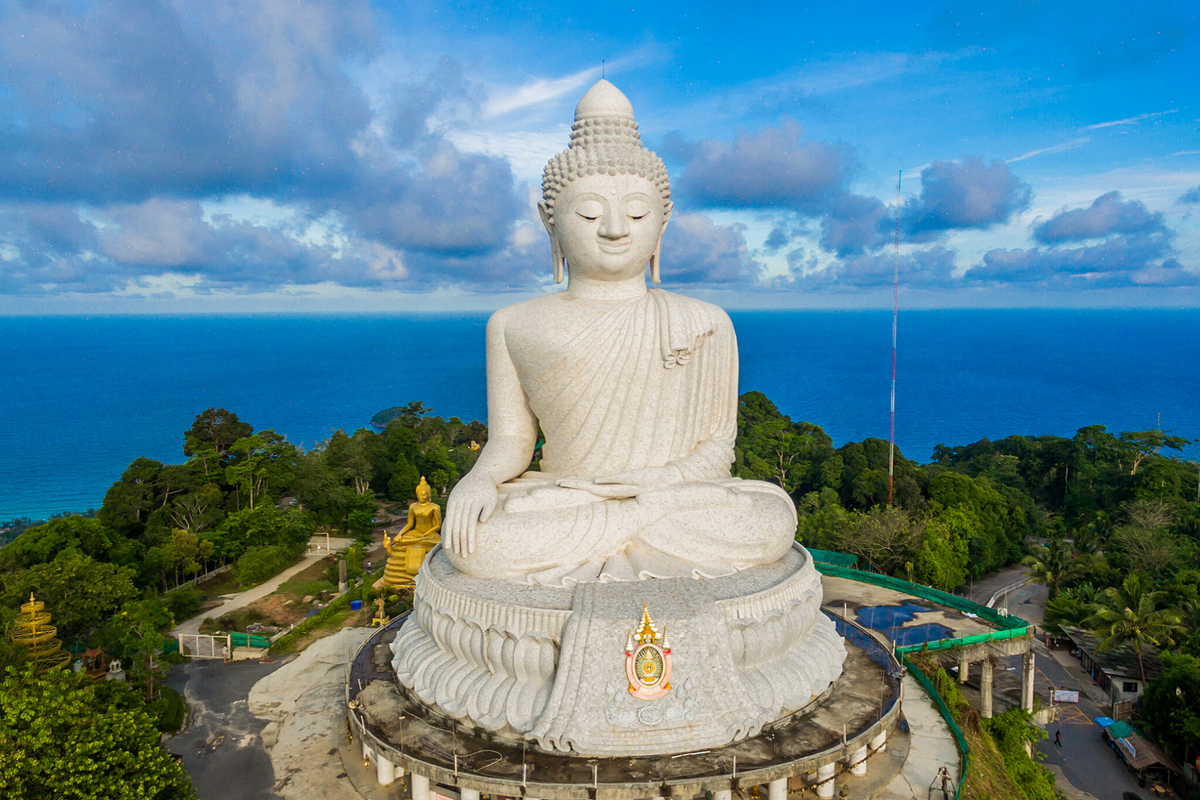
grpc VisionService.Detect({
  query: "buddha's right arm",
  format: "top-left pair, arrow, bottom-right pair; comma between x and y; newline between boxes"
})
444,311 -> 538,554
472,309 -> 539,484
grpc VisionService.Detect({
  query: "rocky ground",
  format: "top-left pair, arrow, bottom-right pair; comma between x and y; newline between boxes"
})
247,627 -> 374,800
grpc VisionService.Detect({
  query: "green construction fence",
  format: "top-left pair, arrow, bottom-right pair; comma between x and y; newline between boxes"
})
229,631 -> 272,649
808,548 -> 1038,799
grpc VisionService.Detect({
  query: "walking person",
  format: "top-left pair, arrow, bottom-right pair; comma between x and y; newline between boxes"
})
1054,729 -> 1062,747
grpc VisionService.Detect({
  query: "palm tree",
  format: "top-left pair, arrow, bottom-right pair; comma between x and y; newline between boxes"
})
1085,573 -> 1185,685
1023,535 -> 1076,599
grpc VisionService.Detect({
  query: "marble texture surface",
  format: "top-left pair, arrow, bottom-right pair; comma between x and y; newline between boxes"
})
439,81 -> 797,585
391,543 -> 846,756
390,81 -> 847,757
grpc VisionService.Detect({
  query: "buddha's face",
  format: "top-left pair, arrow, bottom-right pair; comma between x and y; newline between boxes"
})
417,484 -> 430,503
546,173 -> 669,283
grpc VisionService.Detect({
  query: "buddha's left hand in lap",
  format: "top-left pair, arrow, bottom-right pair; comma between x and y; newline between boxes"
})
556,465 -> 684,499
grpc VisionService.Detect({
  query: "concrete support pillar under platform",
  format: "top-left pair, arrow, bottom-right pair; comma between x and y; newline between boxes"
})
768,777 -> 788,800
1022,650 -> 1036,713
412,773 -> 430,800
958,652 -> 970,683
848,744 -> 868,776
375,753 -> 395,786
870,729 -> 888,754
980,657 -> 994,719
460,789 -> 480,800
815,762 -> 836,799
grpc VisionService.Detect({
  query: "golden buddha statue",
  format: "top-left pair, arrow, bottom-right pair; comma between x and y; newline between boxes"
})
377,476 -> 442,589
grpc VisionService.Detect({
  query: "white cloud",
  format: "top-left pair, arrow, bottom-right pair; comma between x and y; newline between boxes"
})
1006,137 -> 1090,164
1080,109 -> 1179,131
482,66 -> 602,119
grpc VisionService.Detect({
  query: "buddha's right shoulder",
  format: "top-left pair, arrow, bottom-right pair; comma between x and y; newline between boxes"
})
488,294 -> 564,335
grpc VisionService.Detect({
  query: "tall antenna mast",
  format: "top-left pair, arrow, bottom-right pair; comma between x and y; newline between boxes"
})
888,171 -> 901,507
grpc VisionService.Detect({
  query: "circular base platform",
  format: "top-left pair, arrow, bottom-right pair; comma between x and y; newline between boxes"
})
391,544 -> 847,756
350,614 -> 901,799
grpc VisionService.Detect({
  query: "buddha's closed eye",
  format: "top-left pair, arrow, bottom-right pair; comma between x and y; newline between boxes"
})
575,200 -> 603,221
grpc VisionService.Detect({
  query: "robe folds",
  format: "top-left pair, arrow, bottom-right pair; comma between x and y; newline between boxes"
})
531,288 -> 737,480
450,289 -> 797,586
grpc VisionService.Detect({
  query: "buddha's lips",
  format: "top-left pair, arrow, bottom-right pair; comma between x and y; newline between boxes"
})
599,241 -> 632,254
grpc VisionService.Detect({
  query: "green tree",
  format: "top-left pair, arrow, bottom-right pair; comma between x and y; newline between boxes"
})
1022,536 -> 1077,600
835,438 -> 925,511
212,505 -> 313,563
794,489 -> 855,551
157,528 -> 213,589
1112,499 -> 1180,574
97,458 -> 165,541
1140,651 -> 1200,759
982,708 -> 1057,800
225,430 -> 298,510
0,665 -> 194,799
734,392 -> 836,496
165,483 -> 224,536
915,509 -> 970,591
929,471 -> 1020,575
102,599 -> 171,703
1086,572 -> 1186,685
840,506 -> 923,575
1116,429 -> 1191,476
0,516 -> 133,571
182,407 -> 253,458
1043,583 -> 1097,635
231,545 -> 297,588
387,453 -> 421,501
0,554 -> 138,643
325,430 -> 374,496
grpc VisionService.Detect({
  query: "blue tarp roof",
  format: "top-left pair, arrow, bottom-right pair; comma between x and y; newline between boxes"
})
1094,716 -> 1115,728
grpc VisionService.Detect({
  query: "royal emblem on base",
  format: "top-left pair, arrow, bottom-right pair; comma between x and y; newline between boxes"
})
625,603 -> 672,700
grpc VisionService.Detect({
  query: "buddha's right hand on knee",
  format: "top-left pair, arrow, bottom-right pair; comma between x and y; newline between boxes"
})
444,473 -> 498,556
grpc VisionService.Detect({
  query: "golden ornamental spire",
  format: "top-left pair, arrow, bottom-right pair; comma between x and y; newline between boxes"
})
13,592 -> 71,673
634,602 -> 661,646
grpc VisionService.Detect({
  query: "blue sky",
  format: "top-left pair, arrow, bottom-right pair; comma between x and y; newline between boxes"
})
0,0 -> 1197,313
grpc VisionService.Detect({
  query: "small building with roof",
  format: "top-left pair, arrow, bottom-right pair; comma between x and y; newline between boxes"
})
1095,717 -> 1182,790
1063,626 -> 1163,707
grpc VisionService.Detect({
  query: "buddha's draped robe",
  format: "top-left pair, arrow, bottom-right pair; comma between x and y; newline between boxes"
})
446,289 -> 796,586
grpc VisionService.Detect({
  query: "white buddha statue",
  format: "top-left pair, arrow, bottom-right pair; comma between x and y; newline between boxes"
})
442,80 -> 797,585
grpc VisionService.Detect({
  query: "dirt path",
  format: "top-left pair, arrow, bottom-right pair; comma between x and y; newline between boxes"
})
171,555 -> 327,638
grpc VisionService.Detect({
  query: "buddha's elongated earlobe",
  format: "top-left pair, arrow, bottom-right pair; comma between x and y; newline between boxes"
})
650,200 -> 671,284
538,199 -> 565,284
553,239 -> 565,284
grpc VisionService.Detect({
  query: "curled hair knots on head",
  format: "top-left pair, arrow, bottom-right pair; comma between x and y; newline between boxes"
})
541,135 -> 671,225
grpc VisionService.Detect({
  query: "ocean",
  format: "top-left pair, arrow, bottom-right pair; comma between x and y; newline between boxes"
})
2,309 -> 1198,521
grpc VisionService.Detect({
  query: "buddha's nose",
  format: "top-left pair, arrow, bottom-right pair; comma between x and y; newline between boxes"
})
598,208 -> 630,239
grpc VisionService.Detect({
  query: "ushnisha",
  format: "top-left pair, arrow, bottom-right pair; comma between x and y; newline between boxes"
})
442,80 -> 797,586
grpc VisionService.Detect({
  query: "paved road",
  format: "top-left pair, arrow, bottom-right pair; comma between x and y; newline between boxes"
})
172,554 -> 326,638
1028,647 -> 1144,799
967,566 -> 1143,800
167,658 -> 289,800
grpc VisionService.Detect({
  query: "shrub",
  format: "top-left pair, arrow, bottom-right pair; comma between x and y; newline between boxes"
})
163,585 -> 204,622
149,685 -> 187,733
233,545 -> 297,588
984,709 -> 1057,800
